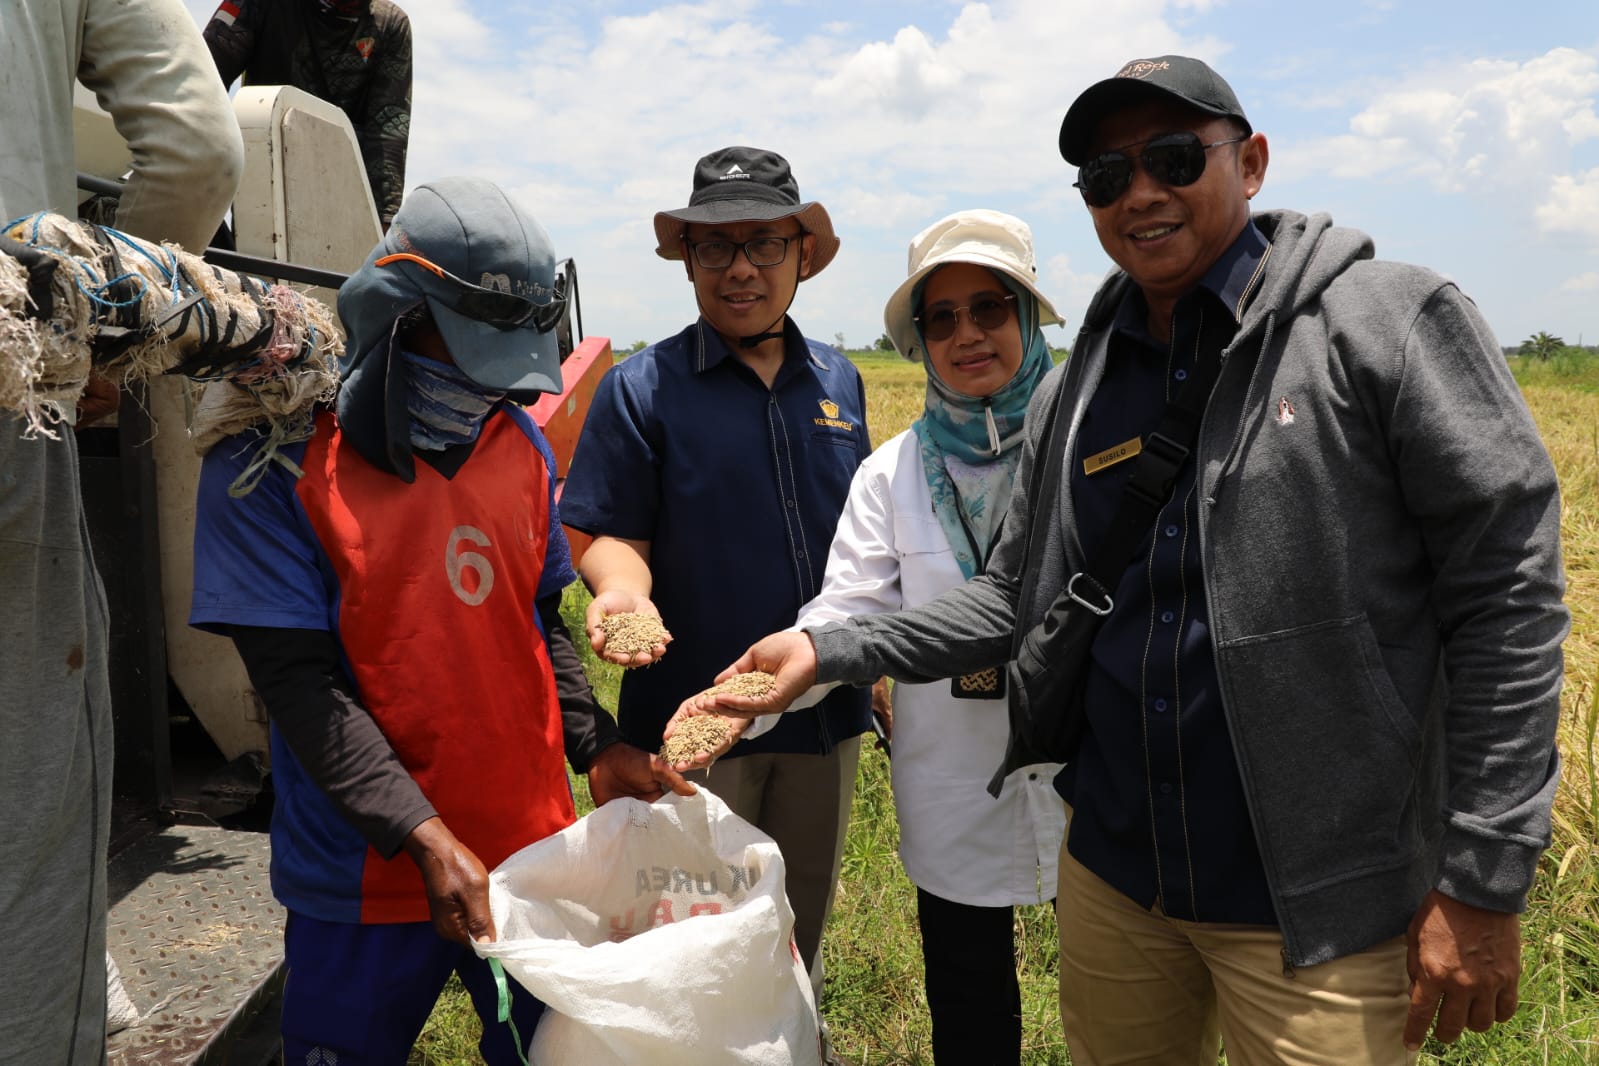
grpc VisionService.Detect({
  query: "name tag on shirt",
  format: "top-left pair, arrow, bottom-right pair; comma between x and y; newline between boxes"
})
1084,436 -> 1142,476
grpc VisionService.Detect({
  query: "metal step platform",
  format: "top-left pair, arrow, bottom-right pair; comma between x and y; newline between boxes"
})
106,824 -> 284,1065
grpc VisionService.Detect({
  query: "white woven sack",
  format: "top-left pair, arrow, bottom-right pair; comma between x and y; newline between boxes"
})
477,788 -> 821,1066
106,952 -> 140,1034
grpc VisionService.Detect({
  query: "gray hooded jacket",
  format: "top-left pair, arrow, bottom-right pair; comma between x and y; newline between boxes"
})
811,208 -> 1567,966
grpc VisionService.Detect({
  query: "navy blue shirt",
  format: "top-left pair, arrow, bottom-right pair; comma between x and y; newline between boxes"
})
1059,222 -> 1278,924
560,317 -> 874,755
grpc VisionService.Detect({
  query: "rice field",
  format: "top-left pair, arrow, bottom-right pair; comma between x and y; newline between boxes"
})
410,349 -> 1599,1066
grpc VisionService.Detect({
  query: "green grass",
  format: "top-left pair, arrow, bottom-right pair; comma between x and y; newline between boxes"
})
411,362 -> 1599,1066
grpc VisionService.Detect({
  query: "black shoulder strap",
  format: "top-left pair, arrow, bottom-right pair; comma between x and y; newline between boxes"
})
1070,328 -> 1229,614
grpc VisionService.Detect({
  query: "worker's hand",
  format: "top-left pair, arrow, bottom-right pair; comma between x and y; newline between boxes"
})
659,705 -> 755,772
1403,889 -> 1522,1050
587,742 -> 697,804
871,677 -> 893,748
585,589 -> 671,668
402,816 -> 494,946
74,372 -> 120,429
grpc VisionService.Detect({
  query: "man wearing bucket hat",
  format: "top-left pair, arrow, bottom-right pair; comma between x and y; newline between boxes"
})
687,57 -> 1566,1064
188,176 -> 694,1063
560,147 -> 874,1035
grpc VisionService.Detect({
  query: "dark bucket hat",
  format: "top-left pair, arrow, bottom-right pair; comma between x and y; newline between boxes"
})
1058,55 -> 1252,165
652,146 -> 839,277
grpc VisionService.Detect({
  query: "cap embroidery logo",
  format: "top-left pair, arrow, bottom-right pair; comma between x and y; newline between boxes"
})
1275,397 -> 1296,426
1117,59 -> 1171,80
479,272 -> 512,294
818,398 -> 839,419
720,164 -> 750,182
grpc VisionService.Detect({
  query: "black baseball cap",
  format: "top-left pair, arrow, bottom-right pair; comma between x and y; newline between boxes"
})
1059,55 -> 1252,165
652,146 -> 839,277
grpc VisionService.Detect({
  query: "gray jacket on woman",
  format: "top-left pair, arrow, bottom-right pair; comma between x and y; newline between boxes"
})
810,208 -> 1567,967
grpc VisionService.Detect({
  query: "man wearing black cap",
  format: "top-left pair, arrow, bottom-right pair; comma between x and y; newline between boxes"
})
188,176 -> 693,1063
560,147 -> 874,1039
688,58 -> 1566,1064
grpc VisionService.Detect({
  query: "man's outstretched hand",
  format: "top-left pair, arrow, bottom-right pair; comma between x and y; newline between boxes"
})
657,630 -> 823,772
1404,889 -> 1522,1050
585,589 -> 672,668
587,742 -> 697,805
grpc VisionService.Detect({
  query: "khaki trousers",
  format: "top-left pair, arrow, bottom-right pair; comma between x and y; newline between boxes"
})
684,734 -> 862,1002
1057,847 -> 1418,1066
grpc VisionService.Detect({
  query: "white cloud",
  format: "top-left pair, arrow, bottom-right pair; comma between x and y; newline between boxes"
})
1278,47 -> 1599,194
384,0 -> 1231,346
1560,271 -> 1599,293
170,3 -> 1595,350
1536,168 -> 1599,242
1040,253 -> 1111,330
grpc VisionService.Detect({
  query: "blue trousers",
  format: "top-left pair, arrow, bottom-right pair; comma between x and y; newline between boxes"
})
281,912 -> 545,1065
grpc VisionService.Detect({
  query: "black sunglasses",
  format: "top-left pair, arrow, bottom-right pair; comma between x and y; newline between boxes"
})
375,252 -> 567,332
915,293 -> 1016,342
1074,132 -> 1247,208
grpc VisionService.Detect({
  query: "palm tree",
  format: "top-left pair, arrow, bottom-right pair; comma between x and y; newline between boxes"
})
1522,331 -> 1565,360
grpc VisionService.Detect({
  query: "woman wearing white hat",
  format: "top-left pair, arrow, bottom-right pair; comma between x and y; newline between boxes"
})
771,210 -> 1068,1062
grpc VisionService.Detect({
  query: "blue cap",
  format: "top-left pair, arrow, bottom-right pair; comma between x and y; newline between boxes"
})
338,176 -> 563,398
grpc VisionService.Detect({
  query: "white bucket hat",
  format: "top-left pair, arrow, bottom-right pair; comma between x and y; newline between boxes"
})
883,209 -> 1062,363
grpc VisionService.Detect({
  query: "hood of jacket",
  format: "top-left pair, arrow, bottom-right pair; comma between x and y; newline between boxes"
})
1239,209 -> 1374,339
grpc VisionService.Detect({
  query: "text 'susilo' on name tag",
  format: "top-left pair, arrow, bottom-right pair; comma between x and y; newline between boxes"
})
1083,436 -> 1142,476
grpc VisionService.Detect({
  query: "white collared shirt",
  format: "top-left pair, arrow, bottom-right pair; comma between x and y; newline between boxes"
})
753,429 -> 1066,906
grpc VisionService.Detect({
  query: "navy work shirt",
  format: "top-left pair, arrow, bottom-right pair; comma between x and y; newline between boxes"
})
1059,222 -> 1278,924
560,317 -> 875,755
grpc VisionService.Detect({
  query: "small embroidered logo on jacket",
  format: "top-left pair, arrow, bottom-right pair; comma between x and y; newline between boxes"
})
1275,397 -> 1296,426
814,397 -> 854,431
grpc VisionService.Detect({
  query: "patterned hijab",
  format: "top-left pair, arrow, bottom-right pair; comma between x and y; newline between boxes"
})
910,271 -> 1053,579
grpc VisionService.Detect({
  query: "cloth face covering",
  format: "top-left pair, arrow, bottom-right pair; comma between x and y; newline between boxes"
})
402,349 -> 506,451
911,274 -> 1053,580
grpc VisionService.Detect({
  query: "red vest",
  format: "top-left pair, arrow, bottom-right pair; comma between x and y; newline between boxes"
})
296,409 -> 575,922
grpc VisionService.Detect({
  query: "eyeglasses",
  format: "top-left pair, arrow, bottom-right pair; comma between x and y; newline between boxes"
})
685,235 -> 800,270
915,293 -> 1016,342
1074,132 -> 1247,208
374,252 -> 566,332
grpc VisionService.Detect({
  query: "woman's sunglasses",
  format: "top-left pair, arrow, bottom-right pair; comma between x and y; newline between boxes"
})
375,252 -> 566,332
915,293 -> 1016,342
1074,132 -> 1247,208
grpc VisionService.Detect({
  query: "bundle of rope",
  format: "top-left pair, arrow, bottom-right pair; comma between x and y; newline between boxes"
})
1,211 -> 340,493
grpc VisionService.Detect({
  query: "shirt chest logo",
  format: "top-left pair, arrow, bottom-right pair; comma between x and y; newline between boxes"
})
354,37 -> 375,60
814,397 -> 855,432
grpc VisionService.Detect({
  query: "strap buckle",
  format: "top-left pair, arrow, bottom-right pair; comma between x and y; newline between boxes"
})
1066,572 -> 1114,616
1125,430 -> 1190,508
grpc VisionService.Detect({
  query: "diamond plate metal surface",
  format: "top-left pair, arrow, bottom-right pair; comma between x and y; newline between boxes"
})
106,824 -> 284,1065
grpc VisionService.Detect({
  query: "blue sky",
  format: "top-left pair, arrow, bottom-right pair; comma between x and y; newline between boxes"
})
184,0 -> 1599,352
